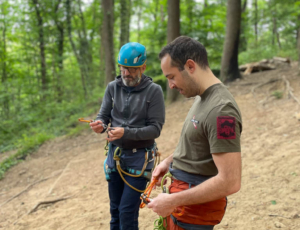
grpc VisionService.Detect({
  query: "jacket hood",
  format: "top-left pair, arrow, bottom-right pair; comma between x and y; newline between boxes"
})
116,74 -> 153,92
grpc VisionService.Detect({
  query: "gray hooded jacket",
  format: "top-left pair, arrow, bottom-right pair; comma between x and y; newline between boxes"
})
96,74 -> 165,149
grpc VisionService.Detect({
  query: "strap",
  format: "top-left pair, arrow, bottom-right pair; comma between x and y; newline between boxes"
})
169,165 -> 212,186
170,215 -> 214,230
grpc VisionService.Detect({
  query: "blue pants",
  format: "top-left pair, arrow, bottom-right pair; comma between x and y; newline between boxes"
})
108,171 -> 148,230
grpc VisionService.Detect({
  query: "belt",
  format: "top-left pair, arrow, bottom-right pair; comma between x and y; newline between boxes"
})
170,214 -> 214,230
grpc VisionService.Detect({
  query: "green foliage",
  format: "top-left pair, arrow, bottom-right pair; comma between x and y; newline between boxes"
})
271,90 -> 283,99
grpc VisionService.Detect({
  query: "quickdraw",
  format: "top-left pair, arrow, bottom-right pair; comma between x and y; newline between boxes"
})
78,117 -> 109,155
78,117 -> 108,130
78,118 -> 93,123
140,177 -> 158,208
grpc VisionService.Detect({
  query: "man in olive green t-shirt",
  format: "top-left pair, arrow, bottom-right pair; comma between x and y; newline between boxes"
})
148,36 -> 242,230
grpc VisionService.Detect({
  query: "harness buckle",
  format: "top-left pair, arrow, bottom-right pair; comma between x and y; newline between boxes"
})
147,149 -> 155,163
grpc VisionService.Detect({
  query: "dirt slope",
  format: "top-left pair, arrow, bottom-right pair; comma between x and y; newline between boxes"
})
0,63 -> 300,230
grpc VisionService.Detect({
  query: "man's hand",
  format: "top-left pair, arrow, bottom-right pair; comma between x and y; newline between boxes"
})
106,127 -> 124,142
148,193 -> 176,217
151,160 -> 169,189
89,120 -> 104,133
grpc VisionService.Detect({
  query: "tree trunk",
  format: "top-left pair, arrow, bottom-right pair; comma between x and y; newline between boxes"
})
270,2 -> 281,49
102,0 -> 116,85
1,2 -> 9,118
185,0 -> 194,34
239,0 -> 247,53
32,0 -> 48,101
272,16 -> 281,49
54,0 -> 64,102
65,0 -> 87,98
254,0 -> 258,43
77,0 -> 93,85
297,15 -> 300,73
120,0 -> 131,47
166,0 -> 180,103
137,1 -> 141,43
220,0 -> 241,83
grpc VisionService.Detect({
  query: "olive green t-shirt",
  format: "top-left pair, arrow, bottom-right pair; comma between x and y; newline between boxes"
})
172,83 -> 242,176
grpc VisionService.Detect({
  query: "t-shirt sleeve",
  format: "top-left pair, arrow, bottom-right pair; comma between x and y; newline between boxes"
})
204,104 -> 242,154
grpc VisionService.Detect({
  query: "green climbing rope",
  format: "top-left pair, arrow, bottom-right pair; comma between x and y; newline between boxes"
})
153,216 -> 167,230
152,171 -> 173,230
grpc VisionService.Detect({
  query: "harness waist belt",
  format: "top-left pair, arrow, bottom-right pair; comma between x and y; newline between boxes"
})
169,165 -> 212,185
170,214 -> 214,230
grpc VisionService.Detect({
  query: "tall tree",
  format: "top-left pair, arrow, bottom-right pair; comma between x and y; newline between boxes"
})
76,0 -> 94,83
102,0 -> 116,85
32,0 -> 48,101
120,0 -> 131,47
220,0 -> 241,82
166,0 -> 180,103
253,0 -> 258,43
53,0 -> 65,102
239,0 -> 247,53
298,15 -> 300,73
270,1 -> 281,49
66,0 -> 88,98
0,1 -> 9,118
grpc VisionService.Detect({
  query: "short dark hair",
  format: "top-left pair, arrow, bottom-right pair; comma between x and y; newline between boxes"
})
159,36 -> 209,70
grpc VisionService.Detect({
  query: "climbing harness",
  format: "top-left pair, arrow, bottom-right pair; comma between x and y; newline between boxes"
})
79,117 -> 162,196
140,171 -> 185,230
111,146 -> 160,193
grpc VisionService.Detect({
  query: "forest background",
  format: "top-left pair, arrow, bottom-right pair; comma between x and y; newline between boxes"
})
0,0 -> 300,179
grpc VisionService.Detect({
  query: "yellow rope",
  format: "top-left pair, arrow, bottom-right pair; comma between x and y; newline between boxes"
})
113,147 -> 147,193
104,140 -> 109,156
116,164 -> 146,193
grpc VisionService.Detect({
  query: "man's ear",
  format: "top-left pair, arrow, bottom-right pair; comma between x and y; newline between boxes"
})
185,59 -> 196,73
140,64 -> 146,73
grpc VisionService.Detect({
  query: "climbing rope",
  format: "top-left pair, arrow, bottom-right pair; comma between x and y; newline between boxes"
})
153,216 -> 167,230
114,147 -> 148,178
104,140 -> 109,156
140,171 -> 185,230
113,147 -> 151,193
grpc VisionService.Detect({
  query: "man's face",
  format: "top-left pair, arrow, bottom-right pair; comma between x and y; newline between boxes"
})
160,55 -> 199,98
120,66 -> 141,87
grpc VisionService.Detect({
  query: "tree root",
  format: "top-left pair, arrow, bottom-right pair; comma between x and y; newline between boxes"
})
268,214 -> 291,219
282,75 -> 300,105
251,78 -> 281,96
0,171 -> 61,208
27,195 -> 73,214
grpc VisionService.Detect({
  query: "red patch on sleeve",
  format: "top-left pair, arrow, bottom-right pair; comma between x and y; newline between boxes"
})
217,116 -> 236,139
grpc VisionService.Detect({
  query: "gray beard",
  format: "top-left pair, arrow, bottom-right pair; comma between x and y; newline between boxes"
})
121,75 -> 141,87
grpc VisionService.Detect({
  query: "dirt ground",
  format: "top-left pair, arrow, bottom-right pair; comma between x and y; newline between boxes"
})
0,62 -> 300,230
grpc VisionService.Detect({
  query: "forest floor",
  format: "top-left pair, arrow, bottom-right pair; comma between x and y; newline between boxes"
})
0,62 -> 300,230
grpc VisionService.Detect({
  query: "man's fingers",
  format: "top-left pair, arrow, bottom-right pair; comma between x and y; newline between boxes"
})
90,121 -> 102,127
106,137 -> 115,141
